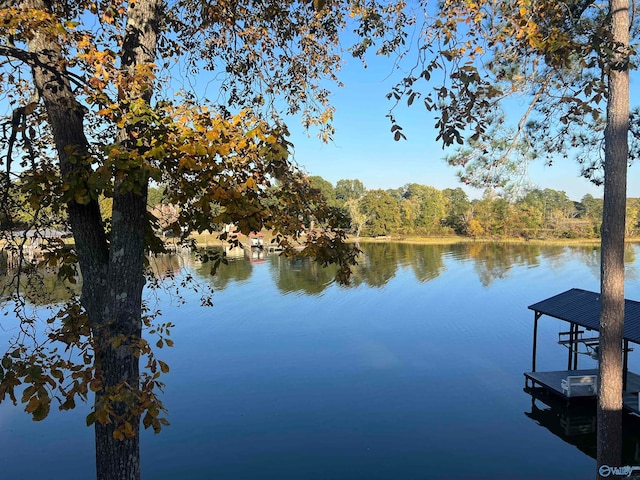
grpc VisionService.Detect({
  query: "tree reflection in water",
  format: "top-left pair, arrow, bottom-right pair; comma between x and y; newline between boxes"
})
5,241 -> 639,302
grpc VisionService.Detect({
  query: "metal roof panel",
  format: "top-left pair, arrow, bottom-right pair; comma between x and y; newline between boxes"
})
528,288 -> 640,344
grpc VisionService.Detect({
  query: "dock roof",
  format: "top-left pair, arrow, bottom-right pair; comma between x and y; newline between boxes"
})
528,288 -> 640,345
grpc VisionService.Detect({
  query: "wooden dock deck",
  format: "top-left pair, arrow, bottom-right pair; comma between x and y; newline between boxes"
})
524,369 -> 640,414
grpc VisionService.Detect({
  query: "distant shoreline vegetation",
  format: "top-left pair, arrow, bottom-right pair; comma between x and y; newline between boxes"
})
350,236 -> 640,246
5,179 -> 638,245
306,176 -> 640,241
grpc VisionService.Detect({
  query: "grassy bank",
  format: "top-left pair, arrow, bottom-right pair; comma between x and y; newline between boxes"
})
350,235 -> 640,247
189,231 -> 640,248
5,231 -> 639,251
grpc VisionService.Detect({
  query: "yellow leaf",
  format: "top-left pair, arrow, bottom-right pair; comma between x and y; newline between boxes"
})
25,396 -> 39,413
158,360 -> 170,373
143,412 -> 152,429
89,378 -> 103,392
123,421 -> 135,437
96,408 -> 110,424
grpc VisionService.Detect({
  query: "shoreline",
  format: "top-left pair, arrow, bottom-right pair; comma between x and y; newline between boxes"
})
4,231 -> 640,251
349,235 -> 640,247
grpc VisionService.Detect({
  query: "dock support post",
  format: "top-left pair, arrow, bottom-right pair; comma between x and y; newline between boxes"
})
623,339 -> 629,391
573,323 -> 579,370
567,322 -> 574,371
532,311 -> 542,373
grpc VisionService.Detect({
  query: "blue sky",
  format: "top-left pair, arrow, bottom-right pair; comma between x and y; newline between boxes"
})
4,11 -> 637,204
286,53 -> 640,202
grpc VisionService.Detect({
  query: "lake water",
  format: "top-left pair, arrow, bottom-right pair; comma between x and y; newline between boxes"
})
2,242 -> 640,479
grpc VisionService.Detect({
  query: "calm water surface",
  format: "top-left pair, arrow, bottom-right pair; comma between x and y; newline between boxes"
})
2,242 -> 640,479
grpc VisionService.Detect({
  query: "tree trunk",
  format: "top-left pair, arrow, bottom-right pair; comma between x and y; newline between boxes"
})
94,186 -> 148,480
94,0 -> 161,478
597,0 -> 630,477
24,0 -> 161,478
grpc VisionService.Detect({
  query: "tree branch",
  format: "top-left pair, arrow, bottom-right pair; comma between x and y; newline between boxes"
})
0,45 -> 88,90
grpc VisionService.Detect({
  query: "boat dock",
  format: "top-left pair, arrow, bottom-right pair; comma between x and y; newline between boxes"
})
525,369 -> 640,414
525,288 -> 640,414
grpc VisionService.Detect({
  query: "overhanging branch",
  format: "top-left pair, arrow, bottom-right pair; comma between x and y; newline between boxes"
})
0,45 -> 87,90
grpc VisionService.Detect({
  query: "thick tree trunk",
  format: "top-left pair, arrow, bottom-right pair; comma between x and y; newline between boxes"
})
23,0 -> 161,478
94,187 -> 148,480
92,196 -> 147,479
597,0 -> 629,477
94,0 -> 161,478
94,1 -> 161,478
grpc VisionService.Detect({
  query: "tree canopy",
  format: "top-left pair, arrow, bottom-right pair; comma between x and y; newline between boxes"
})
385,0 -> 638,196
383,0 -> 636,474
1,0 -> 638,478
0,1 -> 407,479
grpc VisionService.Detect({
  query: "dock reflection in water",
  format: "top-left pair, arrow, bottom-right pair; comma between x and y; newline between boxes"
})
524,386 -> 640,465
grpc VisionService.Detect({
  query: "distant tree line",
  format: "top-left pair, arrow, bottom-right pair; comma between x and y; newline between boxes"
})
307,176 -> 640,239
7,177 -> 638,241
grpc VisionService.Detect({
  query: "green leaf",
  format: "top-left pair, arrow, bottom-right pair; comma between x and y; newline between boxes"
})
74,189 -> 90,205
86,411 -> 97,426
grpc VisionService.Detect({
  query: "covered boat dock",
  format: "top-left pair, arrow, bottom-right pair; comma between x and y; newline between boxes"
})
524,288 -> 640,414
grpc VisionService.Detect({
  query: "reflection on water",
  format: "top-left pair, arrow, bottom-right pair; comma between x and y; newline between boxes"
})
2,242 -> 640,479
270,256 -> 337,295
0,264 -> 80,305
525,387 -> 597,459
524,386 -> 640,465
6,242 -> 637,301
193,254 -> 253,291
